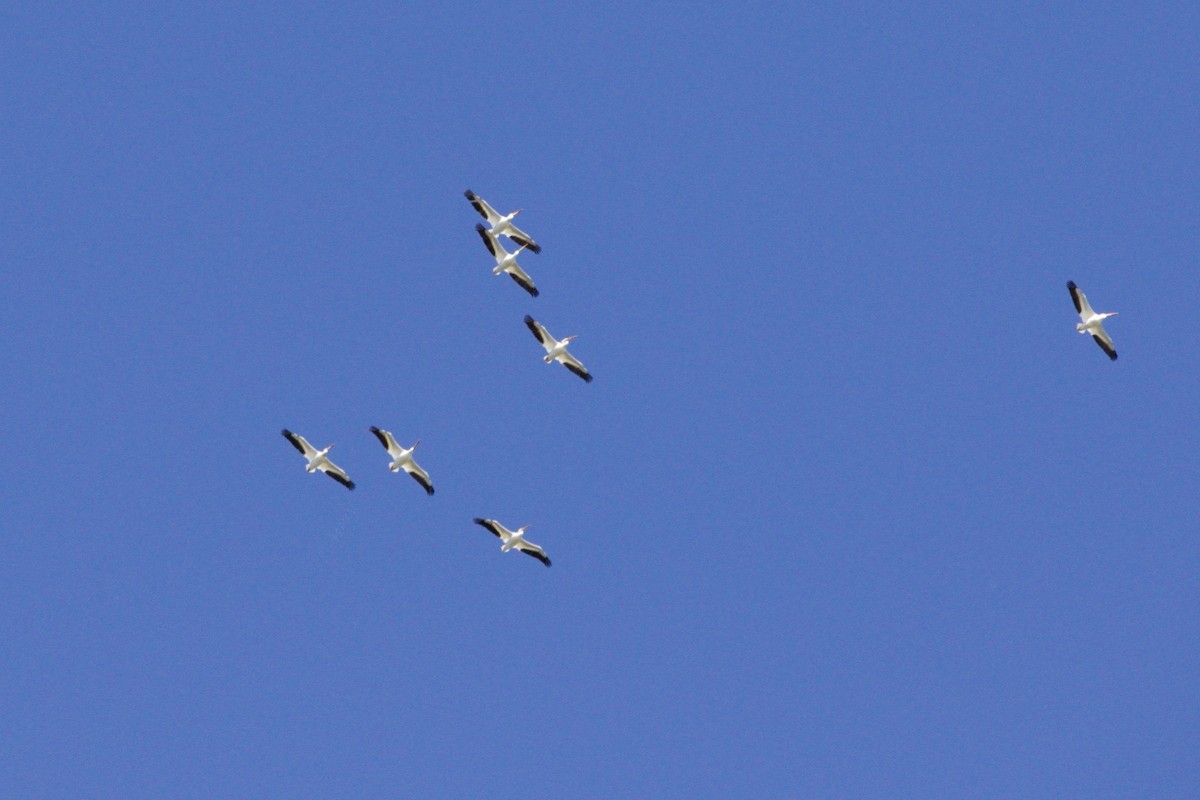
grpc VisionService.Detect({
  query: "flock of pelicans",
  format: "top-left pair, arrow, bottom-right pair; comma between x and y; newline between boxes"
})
278,191 -> 1125,569
277,189 -> 603,568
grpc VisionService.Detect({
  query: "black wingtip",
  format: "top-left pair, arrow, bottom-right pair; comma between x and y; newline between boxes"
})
329,472 -> 356,491
475,223 -> 497,255
473,517 -> 487,526
565,363 -> 593,383
509,273 -> 538,297
408,471 -> 435,495
1067,280 -> 1077,290
282,429 -> 308,454
369,426 -> 389,448
524,314 -> 535,324
464,189 -> 475,199
513,237 -> 542,254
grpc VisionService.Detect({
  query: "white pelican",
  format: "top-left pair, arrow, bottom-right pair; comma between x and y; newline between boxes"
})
281,429 -> 356,490
524,315 -> 593,383
464,189 -> 542,253
369,426 -> 434,495
1067,281 -> 1118,361
473,518 -> 552,567
475,224 -> 538,297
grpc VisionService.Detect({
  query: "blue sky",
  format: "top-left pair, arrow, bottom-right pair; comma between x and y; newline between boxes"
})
2,2 -> 1198,797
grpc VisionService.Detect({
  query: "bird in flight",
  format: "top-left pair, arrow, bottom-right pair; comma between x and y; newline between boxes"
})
281,429 -> 356,490
464,189 -> 542,253
475,223 -> 539,297
473,518 -> 552,566
524,315 -> 593,383
1067,280 -> 1118,361
369,426 -> 434,495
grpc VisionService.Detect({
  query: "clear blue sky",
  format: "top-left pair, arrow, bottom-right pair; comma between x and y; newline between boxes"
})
3,3 -> 1198,797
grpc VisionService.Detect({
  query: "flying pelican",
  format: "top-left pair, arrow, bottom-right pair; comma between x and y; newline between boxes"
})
473,518 -> 552,567
475,224 -> 538,297
464,189 -> 542,253
281,429 -> 356,490
524,315 -> 593,383
1067,281 -> 1118,361
369,426 -> 434,495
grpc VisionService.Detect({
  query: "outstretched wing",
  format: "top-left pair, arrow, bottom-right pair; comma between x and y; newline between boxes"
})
507,264 -> 539,298
506,223 -> 541,254
318,460 -> 356,490
475,223 -> 500,258
282,429 -> 316,457
1092,326 -> 1118,361
524,314 -> 549,345
464,190 -> 501,225
403,460 -> 435,495
515,540 -> 552,567
1066,281 -> 1094,318
557,351 -> 593,383
473,517 -> 504,539
369,426 -> 403,458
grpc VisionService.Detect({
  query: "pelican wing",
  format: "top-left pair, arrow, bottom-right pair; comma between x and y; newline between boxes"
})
402,459 -> 434,495
1067,281 -> 1094,319
475,223 -> 500,258
318,460 -> 356,490
282,429 -> 316,458
464,190 -> 501,225
506,224 -> 541,254
473,517 -> 506,539
369,426 -> 403,458
524,315 -> 551,347
515,540 -> 552,567
557,351 -> 593,383
507,264 -> 539,298
1091,326 -> 1118,361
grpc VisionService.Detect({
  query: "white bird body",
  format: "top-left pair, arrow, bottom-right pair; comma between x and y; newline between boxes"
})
281,429 -> 356,490
473,518 -> 552,566
524,315 -> 593,383
370,426 -> 434,495
465,189 -> 541,253
475,224 -> 538,297
1067,281 -> 1118,360
306,447 -> 331,472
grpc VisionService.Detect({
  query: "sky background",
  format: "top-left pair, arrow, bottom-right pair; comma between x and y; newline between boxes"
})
2,2 -> 1198,797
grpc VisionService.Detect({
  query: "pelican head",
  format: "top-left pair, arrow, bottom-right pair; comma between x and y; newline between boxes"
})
563,335 -> 577,343
517,525 -> 530,536
412,439 -> 421,448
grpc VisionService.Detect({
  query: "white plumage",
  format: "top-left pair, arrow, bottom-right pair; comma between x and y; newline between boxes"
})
1067,281 -> 1118,361
473,518 -> 552,566
369,426 -> 434,495
281,429 -> 356,490
524,315 -> 593,383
